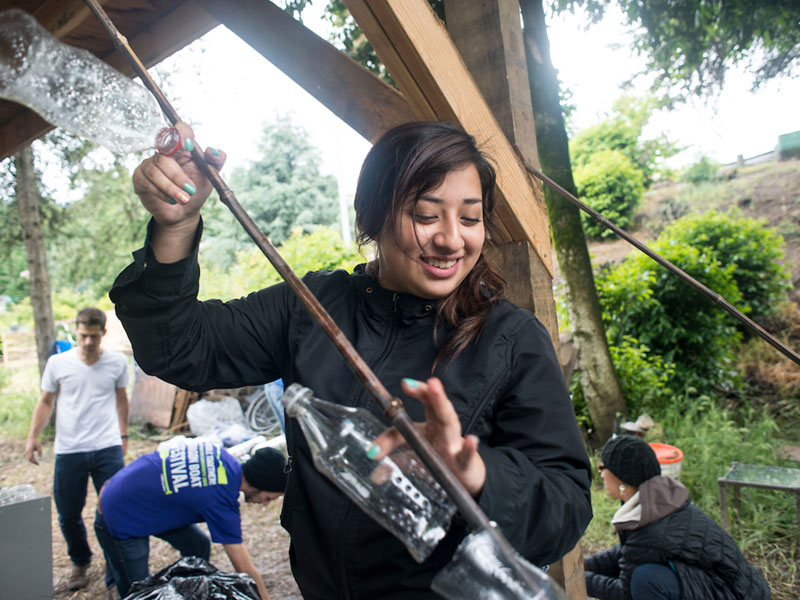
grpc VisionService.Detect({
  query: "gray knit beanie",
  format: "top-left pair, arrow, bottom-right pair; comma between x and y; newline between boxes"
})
600,435 -> 661,487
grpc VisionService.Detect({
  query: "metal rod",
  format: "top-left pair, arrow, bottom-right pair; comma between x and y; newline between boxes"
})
521,157 -> 800,366
82,0 -> 543,590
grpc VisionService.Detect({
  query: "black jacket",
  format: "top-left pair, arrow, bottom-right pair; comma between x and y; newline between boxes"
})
585,476 -> 770,600
111,220 -> 592,599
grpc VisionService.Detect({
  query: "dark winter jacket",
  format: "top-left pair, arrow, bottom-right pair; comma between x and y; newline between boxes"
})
585,476 -> 770,600
110,219 -> 592,599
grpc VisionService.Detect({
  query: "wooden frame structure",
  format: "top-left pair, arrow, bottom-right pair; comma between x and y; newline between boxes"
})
0,0 -> 584,595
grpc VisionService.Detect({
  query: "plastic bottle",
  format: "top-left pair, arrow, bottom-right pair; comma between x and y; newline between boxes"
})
282,383 -> 456,563
0,8 -> 179,155
431,527 -> 569,600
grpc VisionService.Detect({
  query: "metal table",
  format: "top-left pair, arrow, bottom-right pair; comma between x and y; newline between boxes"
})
718,461 -> 800,543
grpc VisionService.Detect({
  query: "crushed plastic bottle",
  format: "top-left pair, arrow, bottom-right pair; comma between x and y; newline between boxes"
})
432,527 -> 569,600
282,383 -> 456,563
0,8 -> 179,155
0,484 -> 39,507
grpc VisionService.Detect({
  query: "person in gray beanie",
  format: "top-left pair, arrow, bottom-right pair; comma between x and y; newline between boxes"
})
585,435 -> 770,600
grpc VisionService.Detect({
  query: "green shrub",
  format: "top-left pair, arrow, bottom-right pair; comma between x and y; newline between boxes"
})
571,118 -> 640,170
597,237 -> 742,391
0,365 -> 40,437
609,335 -> 675,417
574,149 -> 645,239
660,210 -> 790,318
681,156 -> 721,184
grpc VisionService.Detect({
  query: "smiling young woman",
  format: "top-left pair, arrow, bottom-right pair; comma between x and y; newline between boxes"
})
112,120 -> 592,599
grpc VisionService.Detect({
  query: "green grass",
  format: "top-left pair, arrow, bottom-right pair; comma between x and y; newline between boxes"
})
0,364 -> 41,438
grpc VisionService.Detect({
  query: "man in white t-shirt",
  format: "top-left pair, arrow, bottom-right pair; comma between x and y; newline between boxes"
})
25,307 -> 130,592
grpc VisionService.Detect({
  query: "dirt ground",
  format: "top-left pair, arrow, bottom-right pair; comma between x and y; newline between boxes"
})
0,436 -> 301,600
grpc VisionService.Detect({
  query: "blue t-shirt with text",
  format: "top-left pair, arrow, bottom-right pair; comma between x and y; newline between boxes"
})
101,441 -> 243,544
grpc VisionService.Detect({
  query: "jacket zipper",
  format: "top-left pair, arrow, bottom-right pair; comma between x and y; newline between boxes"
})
336,292 -> 400,599
463,368 -> 507,436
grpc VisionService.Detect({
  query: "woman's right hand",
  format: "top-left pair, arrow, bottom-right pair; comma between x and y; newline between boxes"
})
132,121 -> 226,261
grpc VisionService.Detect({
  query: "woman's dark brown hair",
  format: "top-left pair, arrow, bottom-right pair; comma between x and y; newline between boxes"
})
354,121 -> 505,369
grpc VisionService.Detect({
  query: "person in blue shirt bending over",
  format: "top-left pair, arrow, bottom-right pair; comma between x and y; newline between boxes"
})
94,442 -> 286,600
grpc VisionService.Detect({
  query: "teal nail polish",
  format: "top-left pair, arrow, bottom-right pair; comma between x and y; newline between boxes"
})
403,378 -> 420,389
183,137 -> 194,152
367,445 -> 380,460
209,147 -> 220,156
166,196 -> 177,205
183,182 -> 196,195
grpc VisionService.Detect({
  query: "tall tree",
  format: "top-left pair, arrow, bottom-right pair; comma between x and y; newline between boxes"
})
14,146 -> 55,374
556,0 -> 800,96
520,0 -> 625,442
48,159 -> 150,298
226,116 -> 339,248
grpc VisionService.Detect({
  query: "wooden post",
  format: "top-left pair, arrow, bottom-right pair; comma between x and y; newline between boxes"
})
343,0 -> 554,275
445,1 -> 585,597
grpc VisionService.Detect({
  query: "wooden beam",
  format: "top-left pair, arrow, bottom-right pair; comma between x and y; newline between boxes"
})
445,3 -> 585,597
100,1 -> 219,76
196,0 -> 415,143
344,0 -> 553,276
0,1 -> 218,161
33,0 -> 113,38
444,0 -> 558,341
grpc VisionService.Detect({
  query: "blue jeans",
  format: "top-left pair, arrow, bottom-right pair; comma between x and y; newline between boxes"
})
94,510 -> 211,596
54,445 -> 124,585
631,563 -> 681,600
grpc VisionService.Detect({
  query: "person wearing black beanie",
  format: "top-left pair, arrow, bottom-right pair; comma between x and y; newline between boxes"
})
585,435 -> 770,600
242,446 -> 288,498
94,439 -> 279,600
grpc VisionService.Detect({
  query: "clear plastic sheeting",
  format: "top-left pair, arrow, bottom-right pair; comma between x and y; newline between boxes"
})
0,8 -> 167,154
283,383 -> 456,563
123,557 -> 260,600
186,396 -> 246,438
432,528 -> 569,600
0,484 -> 40,507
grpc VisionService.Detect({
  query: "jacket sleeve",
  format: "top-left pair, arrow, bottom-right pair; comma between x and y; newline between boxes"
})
474,313 -> 592,566
585,570 -> 629,600
109,218 -> 293,391
586,544 -> 622,576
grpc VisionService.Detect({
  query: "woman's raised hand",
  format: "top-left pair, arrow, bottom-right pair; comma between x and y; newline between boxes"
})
132,121 -> 226,262
370,377 -> 487,498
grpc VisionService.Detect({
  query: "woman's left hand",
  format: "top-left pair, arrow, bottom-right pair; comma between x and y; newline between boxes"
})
370,377 -> 486,498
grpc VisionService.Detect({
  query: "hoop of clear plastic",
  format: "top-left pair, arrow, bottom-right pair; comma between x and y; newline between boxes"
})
431,528 -> 569,600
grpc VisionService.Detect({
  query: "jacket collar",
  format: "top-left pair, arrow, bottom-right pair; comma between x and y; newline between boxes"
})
351,263 -> 439,322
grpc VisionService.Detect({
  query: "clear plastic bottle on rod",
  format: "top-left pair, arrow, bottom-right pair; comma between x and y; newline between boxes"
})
0,8 -> 179,155
432,527 -> 569,600
282,383 -> 456,563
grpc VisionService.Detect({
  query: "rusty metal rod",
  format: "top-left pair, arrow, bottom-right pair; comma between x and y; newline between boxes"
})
521,157 -> 800,366
82,0 -> 543,591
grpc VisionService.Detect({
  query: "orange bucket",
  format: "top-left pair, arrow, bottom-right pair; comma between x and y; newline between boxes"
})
649,442 -> 684,479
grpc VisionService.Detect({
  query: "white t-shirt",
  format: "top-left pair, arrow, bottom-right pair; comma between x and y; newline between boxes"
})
41,347 -> 129,454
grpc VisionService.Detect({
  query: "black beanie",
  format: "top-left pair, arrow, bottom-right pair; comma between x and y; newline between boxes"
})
600,435 -> 661,487
241,447 -> 288,492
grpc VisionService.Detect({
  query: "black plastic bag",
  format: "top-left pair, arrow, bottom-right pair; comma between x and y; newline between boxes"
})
123,556 -> 260,600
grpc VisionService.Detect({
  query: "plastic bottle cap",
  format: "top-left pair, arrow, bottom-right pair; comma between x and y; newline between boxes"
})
282,383 -> 312,416
155,126 -> 181,156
